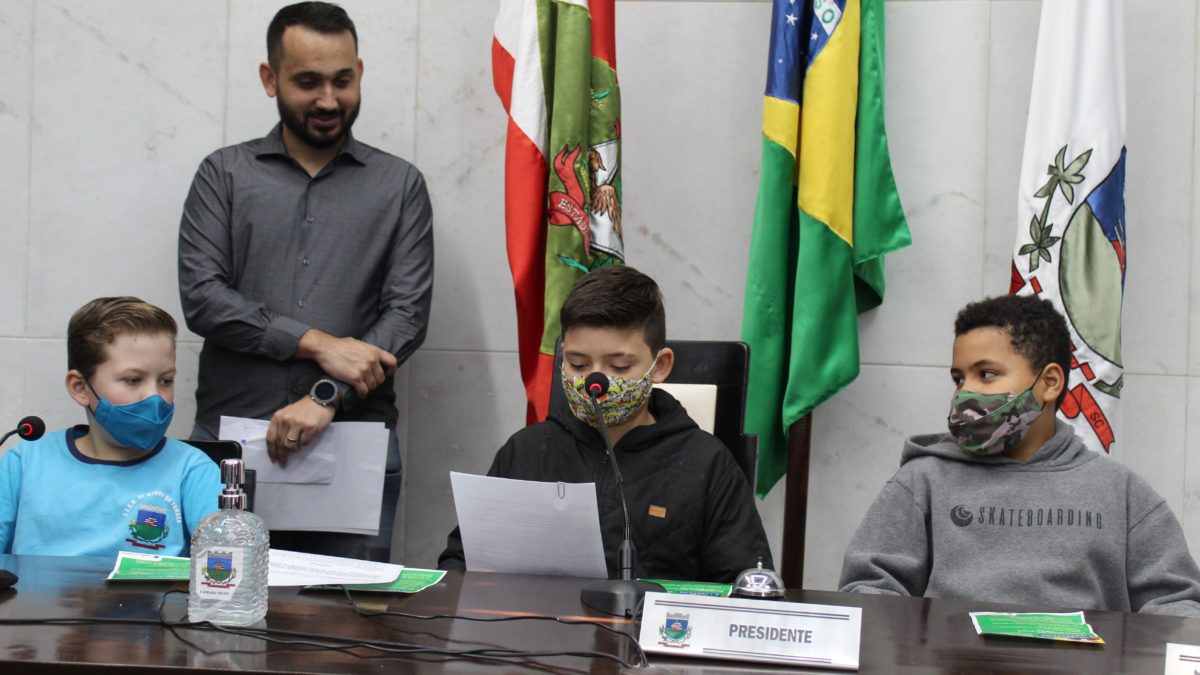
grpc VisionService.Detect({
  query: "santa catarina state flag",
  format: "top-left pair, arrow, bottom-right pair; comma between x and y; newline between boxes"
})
1010,0 -> 1126,453
493,0 -> 624,424
742,0 -> 910,498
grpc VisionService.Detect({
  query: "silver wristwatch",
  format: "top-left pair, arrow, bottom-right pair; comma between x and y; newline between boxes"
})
310,378 -> 339,407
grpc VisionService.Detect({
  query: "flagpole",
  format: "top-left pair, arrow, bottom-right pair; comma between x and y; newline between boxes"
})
781,413 -> 812,588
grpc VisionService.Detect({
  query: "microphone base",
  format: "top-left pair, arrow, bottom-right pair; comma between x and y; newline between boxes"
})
580,579 -> 664,618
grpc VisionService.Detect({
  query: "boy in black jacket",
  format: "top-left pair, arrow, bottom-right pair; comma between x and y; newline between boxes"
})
439,266 -> 771,582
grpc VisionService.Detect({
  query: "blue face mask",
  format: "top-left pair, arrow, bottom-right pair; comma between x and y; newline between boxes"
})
88,384 -> 174,450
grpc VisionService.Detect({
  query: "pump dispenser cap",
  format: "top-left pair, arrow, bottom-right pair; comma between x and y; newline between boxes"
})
218,459 -> 248,510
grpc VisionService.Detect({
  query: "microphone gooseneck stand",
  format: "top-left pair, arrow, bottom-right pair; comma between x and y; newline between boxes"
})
578,373 -> 664,618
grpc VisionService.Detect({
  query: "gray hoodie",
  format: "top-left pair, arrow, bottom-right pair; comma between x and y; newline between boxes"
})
839,420 -> 1200,616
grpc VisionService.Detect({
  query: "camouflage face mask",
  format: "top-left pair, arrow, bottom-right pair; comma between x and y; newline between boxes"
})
947,373 -> 1044,455
561,356 -> 659,430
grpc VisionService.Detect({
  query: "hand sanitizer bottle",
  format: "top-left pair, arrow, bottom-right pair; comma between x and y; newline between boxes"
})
189,459 -> 269,625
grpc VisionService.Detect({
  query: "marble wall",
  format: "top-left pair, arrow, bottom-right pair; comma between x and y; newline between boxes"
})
1,0 -> 1198,591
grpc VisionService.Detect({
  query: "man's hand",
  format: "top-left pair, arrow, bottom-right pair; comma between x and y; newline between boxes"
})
295,329 -> 398,398
266,398 -> 337,466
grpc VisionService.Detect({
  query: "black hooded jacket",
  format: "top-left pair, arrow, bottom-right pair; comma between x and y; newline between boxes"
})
438,389 -> 772,582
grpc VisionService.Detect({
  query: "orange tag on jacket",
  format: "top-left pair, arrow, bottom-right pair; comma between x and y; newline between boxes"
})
648,505 -> 667,519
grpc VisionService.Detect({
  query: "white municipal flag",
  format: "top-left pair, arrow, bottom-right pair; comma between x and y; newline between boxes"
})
1011,0 -> 1126,453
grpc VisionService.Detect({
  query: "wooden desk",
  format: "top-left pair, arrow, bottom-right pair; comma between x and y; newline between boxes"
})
2,554 -> 1199,673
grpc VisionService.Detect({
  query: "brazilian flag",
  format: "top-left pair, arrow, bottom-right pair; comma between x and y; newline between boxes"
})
742,0 -> 911,497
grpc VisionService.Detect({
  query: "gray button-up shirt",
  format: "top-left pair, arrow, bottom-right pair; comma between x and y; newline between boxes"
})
179,124 -> 433,434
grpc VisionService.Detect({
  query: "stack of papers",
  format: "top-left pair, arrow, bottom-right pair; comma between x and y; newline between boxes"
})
107,550 -> 443,593
309,569 -> 446,594
219,416 -> 390,535
268,549 -> 401,586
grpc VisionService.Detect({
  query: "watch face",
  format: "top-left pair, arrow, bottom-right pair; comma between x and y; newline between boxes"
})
313,380 -> 337,403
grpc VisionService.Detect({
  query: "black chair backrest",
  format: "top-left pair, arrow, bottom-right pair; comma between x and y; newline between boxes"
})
183,439 -> 255,512
550,339 -> 758,484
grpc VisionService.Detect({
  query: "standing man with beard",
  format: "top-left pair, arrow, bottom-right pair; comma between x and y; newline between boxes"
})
178,2 -> 433,561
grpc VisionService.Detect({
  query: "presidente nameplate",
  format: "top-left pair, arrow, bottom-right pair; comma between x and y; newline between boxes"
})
639,591 -> 861,669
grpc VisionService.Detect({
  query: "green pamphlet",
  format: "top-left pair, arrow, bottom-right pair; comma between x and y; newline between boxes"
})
107,552 -> 190,581
639,578 -> 733,597
312,568 -> 447,594
970,611 -> 1104,644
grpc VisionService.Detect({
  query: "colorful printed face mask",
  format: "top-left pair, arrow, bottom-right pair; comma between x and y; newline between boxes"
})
946,373 -> 1044,455
89,383 -> 175,450
561,356 -> 659,430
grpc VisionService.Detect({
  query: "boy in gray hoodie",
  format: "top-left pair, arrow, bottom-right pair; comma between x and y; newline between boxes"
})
839,295 -> 1200,616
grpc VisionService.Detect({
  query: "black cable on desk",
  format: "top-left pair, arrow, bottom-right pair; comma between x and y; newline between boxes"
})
337,584 -> 651,668
0,588 -> 649,670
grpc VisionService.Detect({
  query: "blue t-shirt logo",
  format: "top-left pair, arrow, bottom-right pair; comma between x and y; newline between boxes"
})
127,503 -> 171,549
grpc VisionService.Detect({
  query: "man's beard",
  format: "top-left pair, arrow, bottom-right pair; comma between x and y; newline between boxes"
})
277,97 -> 361,150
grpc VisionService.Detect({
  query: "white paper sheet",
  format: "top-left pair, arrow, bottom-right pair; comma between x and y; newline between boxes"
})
268,549 -> 402,586
450,471 -> 608,578
220,418 -> 336,484
220,416 -> 389,535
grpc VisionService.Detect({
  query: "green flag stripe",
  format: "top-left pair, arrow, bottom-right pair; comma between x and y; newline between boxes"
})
742,137 -> 800,496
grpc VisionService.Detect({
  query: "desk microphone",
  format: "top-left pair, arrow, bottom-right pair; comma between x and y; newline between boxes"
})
0,416 -> 45,448
0,416 -> 39,589
0,416 -> 31,589
578,372 -> 663,617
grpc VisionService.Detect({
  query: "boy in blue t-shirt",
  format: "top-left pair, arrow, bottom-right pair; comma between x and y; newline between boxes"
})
0,297 -> 221,557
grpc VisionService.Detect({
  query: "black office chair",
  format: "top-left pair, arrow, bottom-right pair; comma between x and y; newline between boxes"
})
550,339 -> 758,483
184,439 -> 256,512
